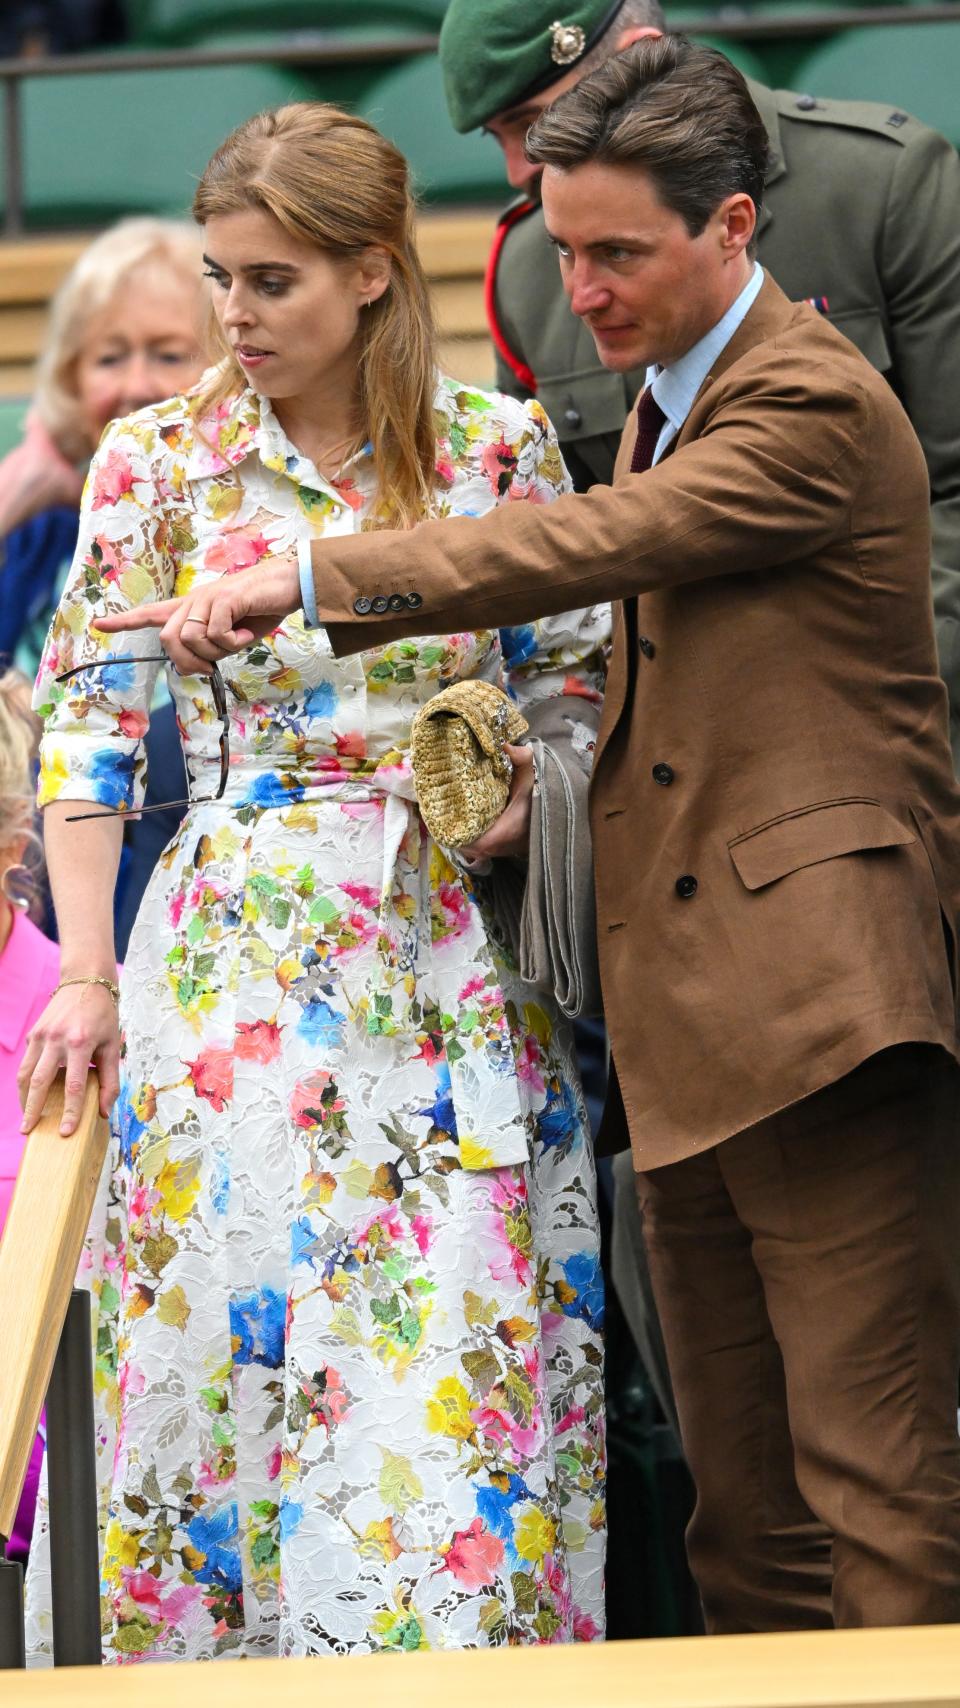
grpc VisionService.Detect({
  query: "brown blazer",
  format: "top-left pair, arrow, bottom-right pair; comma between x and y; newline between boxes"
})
313,276 -> 960,1169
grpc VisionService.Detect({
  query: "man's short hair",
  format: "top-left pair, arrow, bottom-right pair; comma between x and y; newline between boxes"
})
525,36 -> 770,239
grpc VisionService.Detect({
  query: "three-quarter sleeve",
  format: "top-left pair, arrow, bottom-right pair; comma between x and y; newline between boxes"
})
32,416 -> 179,812
495,398 -> 611,716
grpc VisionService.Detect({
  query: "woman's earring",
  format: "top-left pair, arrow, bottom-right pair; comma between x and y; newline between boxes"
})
1,863 -> 32,913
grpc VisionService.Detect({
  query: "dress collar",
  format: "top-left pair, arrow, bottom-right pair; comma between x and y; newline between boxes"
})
180,375 -> 373,496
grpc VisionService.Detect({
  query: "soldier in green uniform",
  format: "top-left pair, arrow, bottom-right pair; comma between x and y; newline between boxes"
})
440,0 -> 960,761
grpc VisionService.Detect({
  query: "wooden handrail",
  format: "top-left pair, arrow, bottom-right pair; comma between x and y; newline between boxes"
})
0,1074 -> 107,1543
4,1622 -> 960,1701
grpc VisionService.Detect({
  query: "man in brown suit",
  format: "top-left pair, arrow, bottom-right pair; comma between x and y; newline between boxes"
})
101,38 -> 960,1631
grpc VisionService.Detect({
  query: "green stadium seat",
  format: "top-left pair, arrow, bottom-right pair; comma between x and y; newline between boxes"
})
0,62 -> 383,227
125,0 -> 448,47
668,7 -> 918,95
360,53 -> 507,204
0,398 -> 28,461
795,23 -> 960,147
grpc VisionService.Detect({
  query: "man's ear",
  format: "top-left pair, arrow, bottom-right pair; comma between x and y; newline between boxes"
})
358,245 -> 392,307
720,193 -> 757,257
616,24 -> 663,50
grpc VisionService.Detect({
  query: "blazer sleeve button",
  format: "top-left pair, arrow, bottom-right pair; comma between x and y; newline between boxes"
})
639,636 -> 656,659
406,592 -> 424,610
675,874 -> 698,899
353,595 -> 372,615
652,763 -> 674,786
371,595 -> 390,614
388,593 -> 407,611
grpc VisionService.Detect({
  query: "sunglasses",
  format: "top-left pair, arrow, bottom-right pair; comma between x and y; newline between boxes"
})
54,656 -> 230,824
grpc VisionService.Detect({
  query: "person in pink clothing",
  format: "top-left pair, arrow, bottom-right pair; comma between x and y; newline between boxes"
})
0,668 -> 59,1562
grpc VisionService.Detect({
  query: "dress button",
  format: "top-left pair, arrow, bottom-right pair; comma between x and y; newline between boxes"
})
795,93 -> 817,110
371,595 -> 389,614
388,593 -> 407,612
353,595 -> 372,615
406,592 -> 424,610
639,635 -> 656,659
652,763 -> 674,786
564,406 -> 582,429
675,874 -> 698,899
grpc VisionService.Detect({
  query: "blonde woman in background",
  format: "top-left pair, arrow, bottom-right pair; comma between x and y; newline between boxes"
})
0,670 -> 57,1564
21,102 -> 608,1661
0,219 -> 206,948
0,217 -> 203,556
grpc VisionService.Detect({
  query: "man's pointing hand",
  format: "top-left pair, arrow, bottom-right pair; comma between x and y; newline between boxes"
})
94,550 -> 302,674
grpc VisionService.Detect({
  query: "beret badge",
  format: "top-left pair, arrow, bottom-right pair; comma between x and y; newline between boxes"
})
550,19 -> 587,65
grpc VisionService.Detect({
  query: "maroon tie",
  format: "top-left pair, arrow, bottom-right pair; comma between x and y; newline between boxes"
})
630,386 -> 667,474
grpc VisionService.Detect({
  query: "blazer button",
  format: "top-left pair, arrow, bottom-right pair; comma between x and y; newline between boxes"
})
353,595 -> 372,615
388,593 -> 407,612
639,635 -> 656,659
371,595 -> 389,614
406,592 -> 424,610
652,762 -> 674,786
564,406 -> 582,429
675,874 -> 698,899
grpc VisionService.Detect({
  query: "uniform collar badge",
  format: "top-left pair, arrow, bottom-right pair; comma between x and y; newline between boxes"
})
550,19 -> 586,64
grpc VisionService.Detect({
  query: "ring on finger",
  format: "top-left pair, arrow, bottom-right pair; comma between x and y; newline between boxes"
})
181,617 -> 208,629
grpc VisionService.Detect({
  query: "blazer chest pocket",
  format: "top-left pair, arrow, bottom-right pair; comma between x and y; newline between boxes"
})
728,797 -> 915,891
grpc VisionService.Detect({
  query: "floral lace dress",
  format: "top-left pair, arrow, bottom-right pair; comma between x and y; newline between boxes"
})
28,375 -> 609,1662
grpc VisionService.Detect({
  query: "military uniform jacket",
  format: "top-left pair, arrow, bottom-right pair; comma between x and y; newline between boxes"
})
490,81 -> 960,758
312,277 -> 960,1169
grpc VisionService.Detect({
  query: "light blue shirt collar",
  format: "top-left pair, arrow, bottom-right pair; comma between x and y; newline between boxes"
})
646,263 -> 764,462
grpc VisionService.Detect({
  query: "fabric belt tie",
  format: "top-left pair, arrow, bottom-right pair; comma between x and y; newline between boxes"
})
630,386 -> 667,474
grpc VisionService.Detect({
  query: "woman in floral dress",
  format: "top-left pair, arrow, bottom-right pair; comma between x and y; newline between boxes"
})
21,103 -> 608,1662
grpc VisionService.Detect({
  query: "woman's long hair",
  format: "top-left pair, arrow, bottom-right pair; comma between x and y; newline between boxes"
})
192,103 -> 438,529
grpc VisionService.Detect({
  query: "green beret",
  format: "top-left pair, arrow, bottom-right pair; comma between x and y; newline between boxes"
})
439,0 -> 627,133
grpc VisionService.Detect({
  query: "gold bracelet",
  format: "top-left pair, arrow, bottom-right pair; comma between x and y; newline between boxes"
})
53,975 -> 121,1005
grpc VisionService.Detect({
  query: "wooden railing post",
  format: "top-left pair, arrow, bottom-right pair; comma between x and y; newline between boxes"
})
0,1072 -> 107,1667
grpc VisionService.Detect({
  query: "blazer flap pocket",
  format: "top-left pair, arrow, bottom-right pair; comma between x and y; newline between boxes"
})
537,368 -> 631,443
729,799 -> 915,892
825,307 -> 892,375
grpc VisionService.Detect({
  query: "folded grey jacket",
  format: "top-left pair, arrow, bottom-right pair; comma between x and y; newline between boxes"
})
485,693 -> 603,1020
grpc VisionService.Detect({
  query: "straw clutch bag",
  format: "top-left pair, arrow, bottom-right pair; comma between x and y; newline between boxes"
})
411,680 -> 529,847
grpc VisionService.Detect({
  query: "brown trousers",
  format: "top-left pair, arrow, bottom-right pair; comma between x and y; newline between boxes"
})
635,1044 -> 960,1631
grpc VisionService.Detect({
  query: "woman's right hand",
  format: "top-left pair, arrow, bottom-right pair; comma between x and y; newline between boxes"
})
18,983 -> 121,1137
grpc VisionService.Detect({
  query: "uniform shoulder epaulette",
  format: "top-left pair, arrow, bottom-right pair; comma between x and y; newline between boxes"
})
775,89 -> 924,145
485,196 -> 539,393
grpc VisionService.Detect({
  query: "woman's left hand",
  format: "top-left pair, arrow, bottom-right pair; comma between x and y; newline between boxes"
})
460,744 -> 535,862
